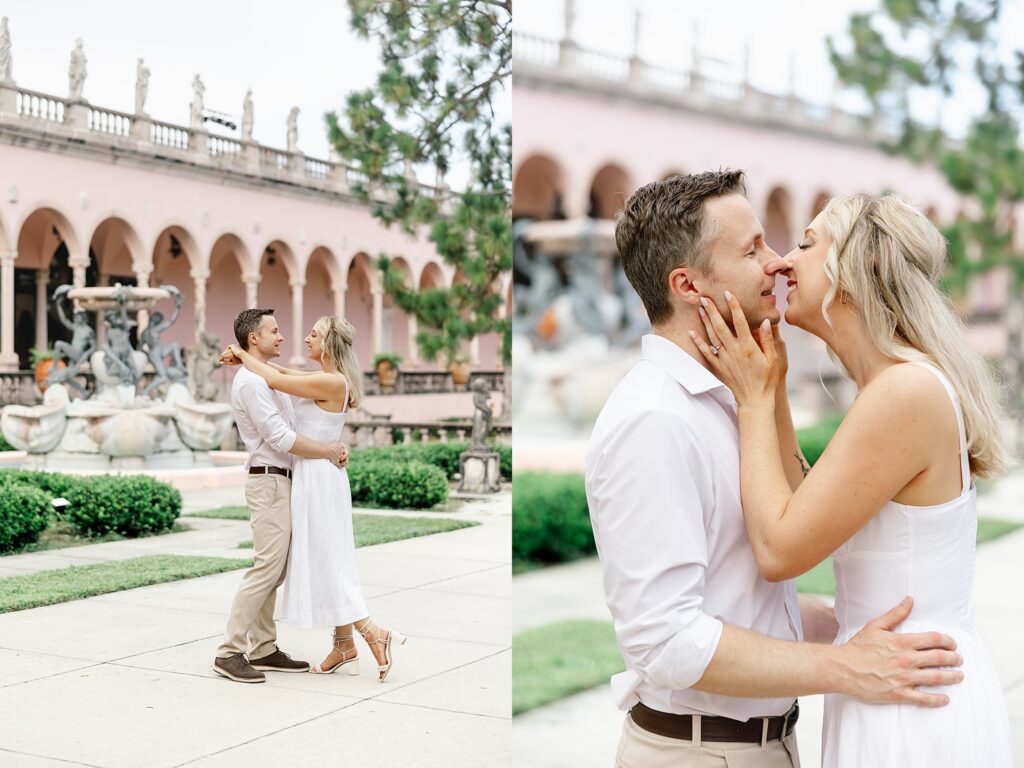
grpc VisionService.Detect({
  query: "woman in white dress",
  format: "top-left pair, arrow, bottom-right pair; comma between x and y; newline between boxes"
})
691,194 -> 1012,767
229,315 -> 406,681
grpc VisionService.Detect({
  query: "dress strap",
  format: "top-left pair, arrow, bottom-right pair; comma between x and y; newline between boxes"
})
907,361 -> 970,492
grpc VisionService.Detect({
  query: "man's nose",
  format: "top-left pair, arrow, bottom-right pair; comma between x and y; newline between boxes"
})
762,249 -> 790,276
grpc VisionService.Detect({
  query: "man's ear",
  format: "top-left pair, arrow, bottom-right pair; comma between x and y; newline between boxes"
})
668,265 -> 705,308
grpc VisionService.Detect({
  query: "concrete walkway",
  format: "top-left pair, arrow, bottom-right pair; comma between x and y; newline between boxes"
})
0,487 -> 511,768
512,474 -> 1024,768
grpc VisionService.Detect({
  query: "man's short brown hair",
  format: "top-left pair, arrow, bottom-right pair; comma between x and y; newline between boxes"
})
615,169 -> 746,325
234,308 -> 275,350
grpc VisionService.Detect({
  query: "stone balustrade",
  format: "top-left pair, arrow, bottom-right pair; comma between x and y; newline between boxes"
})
0,368 -> 506,406
0,81 -> 439,200
343,419 -> 511,449
513,31 -> 902,143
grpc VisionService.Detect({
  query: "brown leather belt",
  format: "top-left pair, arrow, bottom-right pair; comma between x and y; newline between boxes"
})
248,466 -> 292,480
629,702 -> 799,744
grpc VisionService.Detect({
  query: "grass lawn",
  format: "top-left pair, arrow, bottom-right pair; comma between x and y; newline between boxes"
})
2,520 -> 191,557
797,517 -> 1024,596
513,619 -> 624,716
511,517 -> 1024,715
0,555 -> 252,613
191,507 -> 478,549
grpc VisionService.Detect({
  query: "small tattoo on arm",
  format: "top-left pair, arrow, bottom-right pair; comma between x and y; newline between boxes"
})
795,453 -> 810,478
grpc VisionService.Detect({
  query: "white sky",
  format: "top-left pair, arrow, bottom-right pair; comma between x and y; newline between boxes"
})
1,0 -> 510,187
514,0 -> 1024,138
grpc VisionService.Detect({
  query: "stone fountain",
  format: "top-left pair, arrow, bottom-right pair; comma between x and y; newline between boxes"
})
1,283 -> 234,470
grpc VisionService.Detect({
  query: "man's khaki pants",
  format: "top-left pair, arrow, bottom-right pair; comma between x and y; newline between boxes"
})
216,474 -> 291,660
616,713 -> 800,768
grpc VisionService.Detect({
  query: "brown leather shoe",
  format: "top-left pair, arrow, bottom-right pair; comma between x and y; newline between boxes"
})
249,648 -> 310,673
212,653 -> 265,683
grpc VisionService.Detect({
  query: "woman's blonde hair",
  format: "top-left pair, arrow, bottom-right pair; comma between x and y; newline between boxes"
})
313,315 -> 363,410
818,193 -> 1010,478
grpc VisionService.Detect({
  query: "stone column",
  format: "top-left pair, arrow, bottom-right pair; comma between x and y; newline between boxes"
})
407,314 -> 419,368
133,263 -> 152,334
0,250 -> 18,371
289,278 -> 305,367
370,285 -> 384,359
191,268 -> 209,341
95,274 -> 110,350
242,272 -> 260,309
332,279 -> 347,319
69,252 -> 89,290
470,335 -> 480,366
35,270 -> 49,351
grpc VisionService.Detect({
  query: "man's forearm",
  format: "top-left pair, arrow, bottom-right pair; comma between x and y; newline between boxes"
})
692,624 -> 846,699
288,434 -> 331,459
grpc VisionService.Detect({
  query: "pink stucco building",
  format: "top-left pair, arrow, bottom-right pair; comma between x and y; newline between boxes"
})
0,41 -> 507,382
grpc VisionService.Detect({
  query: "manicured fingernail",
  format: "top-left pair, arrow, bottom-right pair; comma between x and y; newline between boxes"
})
699,297 -> 709,307
688,330 -> 697,339
698,306 -> 706,317
724,290 -> 733,301
761,318 -> 770,331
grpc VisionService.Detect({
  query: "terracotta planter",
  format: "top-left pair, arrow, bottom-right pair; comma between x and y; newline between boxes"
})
376,360 -> 398,390
449,361 -> 470,387
35,359 -> 65,393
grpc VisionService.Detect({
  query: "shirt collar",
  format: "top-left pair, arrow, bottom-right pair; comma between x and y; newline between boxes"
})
641,334 -> 729,396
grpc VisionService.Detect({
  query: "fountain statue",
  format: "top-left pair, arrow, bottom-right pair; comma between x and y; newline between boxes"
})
1,283 -> 234,470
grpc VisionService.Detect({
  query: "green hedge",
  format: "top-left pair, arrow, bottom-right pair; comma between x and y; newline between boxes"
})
0,469 -> 181,539
347,460 -> 449,509
0,479 -> 51,553
796,413 -> 844,466
513,473 -> 593,567
64,475 -> 182,537
0,433 -> 15,452
351,441 -> 511,481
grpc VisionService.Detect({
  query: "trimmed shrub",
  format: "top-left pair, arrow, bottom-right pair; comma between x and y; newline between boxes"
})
64,475 -> 181,537
0,469 -> 81,505
0,433 -> 15,452
347,460 -> 448,510
513,473 -> 594,566
351,441 -> 511,481
0,480 -> 50,553
796,413 -> 844,466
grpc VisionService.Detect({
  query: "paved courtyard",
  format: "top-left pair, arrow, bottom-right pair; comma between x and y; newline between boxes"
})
0,487 -> 511,768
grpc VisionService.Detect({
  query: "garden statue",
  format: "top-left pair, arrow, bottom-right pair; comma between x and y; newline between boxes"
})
48,285 -> 95,396
68,38 -> 86,101
187,330 -> 222,403
0,17 -> 12,83
140,285 -> 186,395
459,379 -> 501,494
241,88 -> 253,141
190,74 -> 204,129
134,58 -> 150,114
101,286 -> 140,386
470,378 -> 493,449
287,106 -> 299,153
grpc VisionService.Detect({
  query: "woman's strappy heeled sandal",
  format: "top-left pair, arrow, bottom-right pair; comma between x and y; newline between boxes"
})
309,632 -> 360,675
356,619 -> 406,682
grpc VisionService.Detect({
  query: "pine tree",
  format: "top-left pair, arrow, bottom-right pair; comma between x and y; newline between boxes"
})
830,0 -> 1024,448
327,0 -> 512,379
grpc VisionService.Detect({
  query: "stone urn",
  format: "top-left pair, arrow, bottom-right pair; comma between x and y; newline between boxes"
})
448,359 -> 470,387
373,354 -> 401,392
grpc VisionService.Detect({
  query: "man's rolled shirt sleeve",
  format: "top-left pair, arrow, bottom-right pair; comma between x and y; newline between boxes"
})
588,410 -> 724,704
239,377 -> 297,454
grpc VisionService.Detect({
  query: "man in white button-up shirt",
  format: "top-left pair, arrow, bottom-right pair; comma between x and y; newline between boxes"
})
586,171 -> 963,767
213,309 -> 350,684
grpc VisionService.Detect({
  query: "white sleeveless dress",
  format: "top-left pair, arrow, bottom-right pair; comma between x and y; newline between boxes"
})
281,396 -> 368,628
821,362 -> 1012,767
